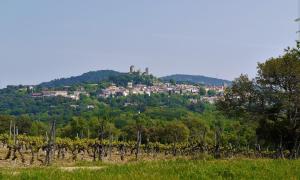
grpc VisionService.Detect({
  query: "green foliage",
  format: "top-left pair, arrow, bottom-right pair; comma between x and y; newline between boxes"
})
161,74 -> 231,86
217,46 -> 300,155
39,70 -> 121,88
164,121 -> 190,143
0,115 -> 14,134
199,87 -> 206,96
184,118 -> 209,143
108,73 -> 157,87
30,121 -> 48,136
16,115 -> 33,135
207,90 -> 217,97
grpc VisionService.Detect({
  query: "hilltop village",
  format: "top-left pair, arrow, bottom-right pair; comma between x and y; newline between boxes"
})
16,66 -> 228,104
99,66 -> 226,101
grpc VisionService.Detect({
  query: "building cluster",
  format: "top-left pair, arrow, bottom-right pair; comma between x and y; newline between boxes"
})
205,85 -> 227,94
70,104 -> 95,109
99,82 -> 226,99
32,90 -> 89,100
24,65 -> 228,104
201,96 -> 220,104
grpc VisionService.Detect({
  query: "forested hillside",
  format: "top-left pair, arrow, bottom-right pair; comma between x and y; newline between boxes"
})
39,70 -> 121,87
39,69 -> 230,88
161,74 -> 231,85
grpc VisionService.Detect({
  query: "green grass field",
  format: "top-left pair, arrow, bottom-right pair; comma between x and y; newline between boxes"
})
0,159 -> 299,180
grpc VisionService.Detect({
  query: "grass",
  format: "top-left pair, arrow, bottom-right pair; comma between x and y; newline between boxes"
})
0,159 -> 299,180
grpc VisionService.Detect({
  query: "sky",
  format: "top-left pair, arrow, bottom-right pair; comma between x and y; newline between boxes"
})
0,0 -> 298,88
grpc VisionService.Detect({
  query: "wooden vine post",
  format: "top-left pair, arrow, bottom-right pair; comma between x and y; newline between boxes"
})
135,111 -> 142,160
45,120 -> 56,165
98,115 -> 105,161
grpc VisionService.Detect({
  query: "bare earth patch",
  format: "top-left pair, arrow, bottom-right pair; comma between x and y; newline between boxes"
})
60,166 -> 105,172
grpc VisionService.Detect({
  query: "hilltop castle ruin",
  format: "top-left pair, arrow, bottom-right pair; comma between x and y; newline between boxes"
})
129,65 -> 149,75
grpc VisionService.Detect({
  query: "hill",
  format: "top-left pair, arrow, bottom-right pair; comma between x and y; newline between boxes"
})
39,70 -> 231,88
39,70 -> 121,87
161,74 -> 231,86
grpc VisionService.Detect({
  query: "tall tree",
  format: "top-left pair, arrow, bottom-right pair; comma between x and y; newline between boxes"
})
217,46 -> 300,158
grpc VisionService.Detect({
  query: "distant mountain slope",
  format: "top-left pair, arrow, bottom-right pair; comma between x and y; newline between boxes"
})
39,70 -> 231,88
161,74 -> 231,86
39,70 -> 121,87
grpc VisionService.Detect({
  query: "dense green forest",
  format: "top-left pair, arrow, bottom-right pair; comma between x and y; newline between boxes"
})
0,88 -> 223,143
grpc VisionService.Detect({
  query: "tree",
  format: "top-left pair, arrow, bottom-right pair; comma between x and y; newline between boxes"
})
256,47 -> 300,158
164,121 -> 190,156
66,117 -> 88,138
199,87 -> 206,96
207,90 -> 217,97
184,118 -> 209,144
188,102 -> 206,113
30,121 -> 48,136
0,115 -> 15,134
217,46 -> 300,158
169,79 -> 176,85
16,115 -> 32,135
216,74 -> 257,118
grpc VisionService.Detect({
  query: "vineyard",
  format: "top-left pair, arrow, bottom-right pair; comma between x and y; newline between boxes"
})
0,132 -> 292,167
0,133 -> 299,179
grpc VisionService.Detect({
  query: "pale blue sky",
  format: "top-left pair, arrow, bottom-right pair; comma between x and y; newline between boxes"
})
0,0 -> 298,88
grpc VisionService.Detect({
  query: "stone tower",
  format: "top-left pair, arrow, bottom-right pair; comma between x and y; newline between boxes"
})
130,65 -> 135,73
145,67 -> 149,75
